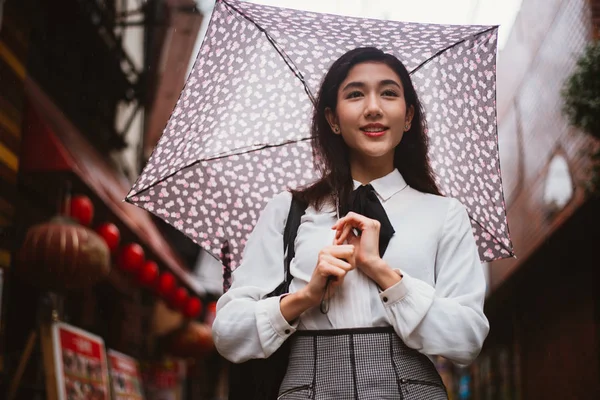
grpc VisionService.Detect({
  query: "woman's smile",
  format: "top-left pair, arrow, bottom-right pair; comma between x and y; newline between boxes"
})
361,123 -> 389,137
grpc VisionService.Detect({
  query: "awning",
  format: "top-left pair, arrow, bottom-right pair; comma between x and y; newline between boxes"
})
22,78 -> 204,296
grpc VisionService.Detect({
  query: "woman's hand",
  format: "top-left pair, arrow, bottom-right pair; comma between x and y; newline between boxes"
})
281,244 -> 355,323
332,213 -> 401,289
300,244 -> 356,307
332,212 -> 382,271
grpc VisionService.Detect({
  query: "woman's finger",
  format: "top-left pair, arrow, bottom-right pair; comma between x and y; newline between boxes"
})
317,264 -> 346,287
334,223 -> 354,245
332,212 -> 378,232
324,244 -> 355,261
321,254 -> 354,271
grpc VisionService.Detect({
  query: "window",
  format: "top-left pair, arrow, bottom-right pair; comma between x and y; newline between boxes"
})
543,153 -> 573,212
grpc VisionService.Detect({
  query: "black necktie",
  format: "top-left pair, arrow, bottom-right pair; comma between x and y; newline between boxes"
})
342,184 -> 395,257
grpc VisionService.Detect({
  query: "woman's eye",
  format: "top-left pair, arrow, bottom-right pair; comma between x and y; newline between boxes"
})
382,90 -> 399,97
346,91 -> 363,99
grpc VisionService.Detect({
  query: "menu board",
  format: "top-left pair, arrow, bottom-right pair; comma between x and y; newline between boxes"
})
141,359 -> 187,400
51,322 -> 110,400
108,350 -> 145,400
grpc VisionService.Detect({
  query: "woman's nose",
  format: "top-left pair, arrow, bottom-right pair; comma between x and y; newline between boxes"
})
364,95 -> 382,118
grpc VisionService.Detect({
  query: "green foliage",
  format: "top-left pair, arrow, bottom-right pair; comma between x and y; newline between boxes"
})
562,41 -> 600,139
562,41 -> 600,195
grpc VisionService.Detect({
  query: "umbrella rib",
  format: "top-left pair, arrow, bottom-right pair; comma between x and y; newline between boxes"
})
468,215 -> 514,256
202,137 -> 313,162
126,137 -> 313,198
410,26 -> 498,75
221,0 -> 317,105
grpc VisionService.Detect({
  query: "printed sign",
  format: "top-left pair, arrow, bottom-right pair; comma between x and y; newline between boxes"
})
141,358 -> 187,400
108,350 -> 145,400
52,322 -> 110,400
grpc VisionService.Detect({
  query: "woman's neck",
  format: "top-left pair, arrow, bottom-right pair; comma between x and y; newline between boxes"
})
349,154 -> 395,185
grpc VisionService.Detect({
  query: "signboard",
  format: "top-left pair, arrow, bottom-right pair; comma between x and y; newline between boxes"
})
50,322 -> 110,400
141,359 -> 187,400
108,350 -> 145,400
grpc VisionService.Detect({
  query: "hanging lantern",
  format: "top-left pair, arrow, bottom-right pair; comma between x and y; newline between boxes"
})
117,243 -> 144,273
156,271 -> 176,297
95,222 -> 120,253
69,195 -> 94,226
183,297 -> 202,319
16,217 -> 110,290
205,301 -> 217,327
138,260 -> 159,286
169,287 -> 189,310
167,322 -> 214,358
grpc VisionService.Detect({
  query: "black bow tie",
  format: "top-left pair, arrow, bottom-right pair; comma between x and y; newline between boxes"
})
342,184 -> 395,257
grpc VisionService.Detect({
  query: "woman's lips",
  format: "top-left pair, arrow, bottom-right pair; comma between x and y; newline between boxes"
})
361,129 -> 387,138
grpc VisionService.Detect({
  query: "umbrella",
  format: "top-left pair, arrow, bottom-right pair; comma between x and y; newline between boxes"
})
221,240 -> 233,293
126,0 -> 514,269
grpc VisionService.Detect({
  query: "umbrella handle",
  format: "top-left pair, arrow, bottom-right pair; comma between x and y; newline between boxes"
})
319,276 -> 335,314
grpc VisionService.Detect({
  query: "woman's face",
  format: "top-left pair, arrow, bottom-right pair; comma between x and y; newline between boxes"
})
326,61 -> 414,165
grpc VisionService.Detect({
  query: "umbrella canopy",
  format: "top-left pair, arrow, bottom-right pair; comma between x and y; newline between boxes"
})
127,0 -> 514,268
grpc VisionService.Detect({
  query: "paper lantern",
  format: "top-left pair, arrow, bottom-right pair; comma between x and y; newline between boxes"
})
117,243 -> 144,273
138,260 -> 159,286
69,195 -> 94,226
95,222 -> 120,253
183,297 -> 202,319
170,287 -> 189,310
16,217 -> 110,290
156,272 -> 176,297
168,322 -> 214,358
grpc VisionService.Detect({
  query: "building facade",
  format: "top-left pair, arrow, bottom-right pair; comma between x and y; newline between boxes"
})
464,0 -> 600,399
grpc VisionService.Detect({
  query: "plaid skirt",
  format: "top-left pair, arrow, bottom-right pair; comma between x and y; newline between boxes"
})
277,327 -> 448,400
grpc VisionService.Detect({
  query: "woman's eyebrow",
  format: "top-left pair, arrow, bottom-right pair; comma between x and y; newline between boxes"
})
341,80 -> 402,91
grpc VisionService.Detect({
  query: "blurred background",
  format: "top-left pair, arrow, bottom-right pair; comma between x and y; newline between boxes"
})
0,0 -> 598,399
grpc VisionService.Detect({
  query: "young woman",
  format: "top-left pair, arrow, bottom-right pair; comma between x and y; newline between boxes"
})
213,47 -> 489,399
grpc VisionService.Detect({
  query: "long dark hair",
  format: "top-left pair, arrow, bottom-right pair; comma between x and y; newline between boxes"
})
292,47 -> 441,209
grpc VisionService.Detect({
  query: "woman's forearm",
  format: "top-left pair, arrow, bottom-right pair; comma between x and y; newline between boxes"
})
363,259 -> 402,290
280,288 -> 316,323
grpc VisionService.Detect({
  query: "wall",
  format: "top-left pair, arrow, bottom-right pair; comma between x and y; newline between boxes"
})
593,0 -> 600,38
482,196 -> 600,399
490,0 -> 597,290
477,1 -> 600,397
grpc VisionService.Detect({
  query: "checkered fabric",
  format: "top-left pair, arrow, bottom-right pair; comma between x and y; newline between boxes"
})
278,327 -> 447,400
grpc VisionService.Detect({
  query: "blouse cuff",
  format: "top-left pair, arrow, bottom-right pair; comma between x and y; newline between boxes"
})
258,295 -> 298,338
379,269 -> 409,305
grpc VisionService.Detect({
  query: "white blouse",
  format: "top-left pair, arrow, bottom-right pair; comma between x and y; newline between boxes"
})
213,170 -> 489,366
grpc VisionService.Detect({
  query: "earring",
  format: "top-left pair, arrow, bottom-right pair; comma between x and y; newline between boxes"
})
333,126 -> 340,133
404,125 -> 410,131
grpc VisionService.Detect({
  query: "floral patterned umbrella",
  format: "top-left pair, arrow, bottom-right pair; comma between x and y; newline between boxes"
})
126,0 -> 514,269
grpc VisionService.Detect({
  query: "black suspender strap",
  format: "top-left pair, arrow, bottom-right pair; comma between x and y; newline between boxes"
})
268,195 -> 307,297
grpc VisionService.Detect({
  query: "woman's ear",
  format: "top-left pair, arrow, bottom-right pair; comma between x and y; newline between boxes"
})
325,107 -> 341,134
405,105 -> 415,131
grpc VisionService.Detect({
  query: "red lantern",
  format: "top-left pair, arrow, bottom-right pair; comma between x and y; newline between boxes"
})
156,272 -> 176,297
183,297 -> 202,319
95,223 -> 120,253
117,243 -> 144,273
138,260 -> 159,286
170,287 -> 189,310
205,301 -> 217,327
16,217 -> 110,290
69,195 -> 94,226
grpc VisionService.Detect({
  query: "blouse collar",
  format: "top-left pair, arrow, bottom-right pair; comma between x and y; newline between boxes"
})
353,169 -> 408,201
